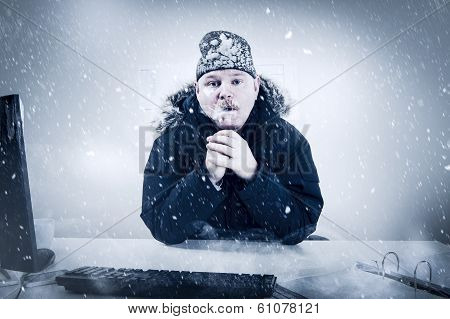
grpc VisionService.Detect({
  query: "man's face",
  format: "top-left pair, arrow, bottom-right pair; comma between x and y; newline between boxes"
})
195,69 -> 260,131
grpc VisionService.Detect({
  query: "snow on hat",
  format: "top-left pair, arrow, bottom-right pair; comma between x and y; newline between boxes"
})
196,31 -> 257,80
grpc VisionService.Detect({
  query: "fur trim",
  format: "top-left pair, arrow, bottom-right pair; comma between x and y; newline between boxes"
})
259,76 -> 290,116
155,76 -> 290,133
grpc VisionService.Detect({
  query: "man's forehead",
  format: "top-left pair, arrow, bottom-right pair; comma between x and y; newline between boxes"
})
202,69 -> 248,80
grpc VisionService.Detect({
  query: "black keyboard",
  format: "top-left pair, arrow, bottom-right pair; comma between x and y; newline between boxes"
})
55,266 -> 277,298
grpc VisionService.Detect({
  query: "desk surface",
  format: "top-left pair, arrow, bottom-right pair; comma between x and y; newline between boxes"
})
7,238 -> 450,299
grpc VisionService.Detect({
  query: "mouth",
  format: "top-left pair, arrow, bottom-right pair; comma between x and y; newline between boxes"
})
218,101 -> 238,112
222,107 -> 238,113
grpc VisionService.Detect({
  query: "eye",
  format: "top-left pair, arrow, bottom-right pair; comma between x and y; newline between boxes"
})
231,79 -> 242,85
207,81 -> 220,87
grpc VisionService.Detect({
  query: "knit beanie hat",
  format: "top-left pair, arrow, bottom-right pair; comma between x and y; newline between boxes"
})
196,31 -> 257,80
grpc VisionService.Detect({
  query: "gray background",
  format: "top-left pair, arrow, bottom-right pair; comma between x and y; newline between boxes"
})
0,0 -> 448,243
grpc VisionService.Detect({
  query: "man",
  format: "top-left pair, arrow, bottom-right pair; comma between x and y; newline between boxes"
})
141,31 -> 323,245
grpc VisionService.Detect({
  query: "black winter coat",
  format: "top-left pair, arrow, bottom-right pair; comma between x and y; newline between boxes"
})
141,78 -> 323,245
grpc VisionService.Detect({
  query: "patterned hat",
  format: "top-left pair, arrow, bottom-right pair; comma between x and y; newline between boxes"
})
196,31 -> 257,80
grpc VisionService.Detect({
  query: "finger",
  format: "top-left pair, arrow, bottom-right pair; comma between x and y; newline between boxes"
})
206,158 -> 227,169
215,130 -> 243,143
215,130 -> 237,138
207,135 -> 235,148
206,156 -> 230,168
206,150 -> 231,168
206,142 -> 233,157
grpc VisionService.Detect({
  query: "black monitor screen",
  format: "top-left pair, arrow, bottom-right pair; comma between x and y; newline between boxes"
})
0,94 -> 39,273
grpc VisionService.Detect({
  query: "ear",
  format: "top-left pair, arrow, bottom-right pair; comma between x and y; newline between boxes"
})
253,75 -> 260,98
195,81 -> 200,95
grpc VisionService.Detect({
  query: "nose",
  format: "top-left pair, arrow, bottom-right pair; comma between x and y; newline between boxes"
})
218,83 -> 233,100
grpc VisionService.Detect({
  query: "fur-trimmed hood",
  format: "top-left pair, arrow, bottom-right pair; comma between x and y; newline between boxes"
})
155,76 -> 291,133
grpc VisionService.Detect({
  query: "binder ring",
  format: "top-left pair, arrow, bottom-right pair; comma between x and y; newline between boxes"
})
413,260 -> 432,298
382,251 -> 400,279
372,260 -> 380,275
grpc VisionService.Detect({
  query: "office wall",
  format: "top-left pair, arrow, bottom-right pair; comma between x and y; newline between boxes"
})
0,0 -> 448,243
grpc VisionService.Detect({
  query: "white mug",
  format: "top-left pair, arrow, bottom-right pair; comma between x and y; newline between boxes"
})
34,218 -> 55,249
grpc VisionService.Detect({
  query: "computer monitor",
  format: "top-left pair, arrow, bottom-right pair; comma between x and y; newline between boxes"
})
0,94 -> 55,286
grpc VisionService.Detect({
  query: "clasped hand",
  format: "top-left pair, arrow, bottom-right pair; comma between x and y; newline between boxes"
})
205,130 -> 257,183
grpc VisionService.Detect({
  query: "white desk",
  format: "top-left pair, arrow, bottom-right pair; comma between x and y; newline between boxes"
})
7,238 -> 450,299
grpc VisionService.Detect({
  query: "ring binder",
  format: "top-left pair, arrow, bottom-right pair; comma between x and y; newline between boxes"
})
355,251 -> 450,298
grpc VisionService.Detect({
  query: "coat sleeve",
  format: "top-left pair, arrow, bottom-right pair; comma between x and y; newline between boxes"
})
236,136 -> 324,245
140,134 -> 226,245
